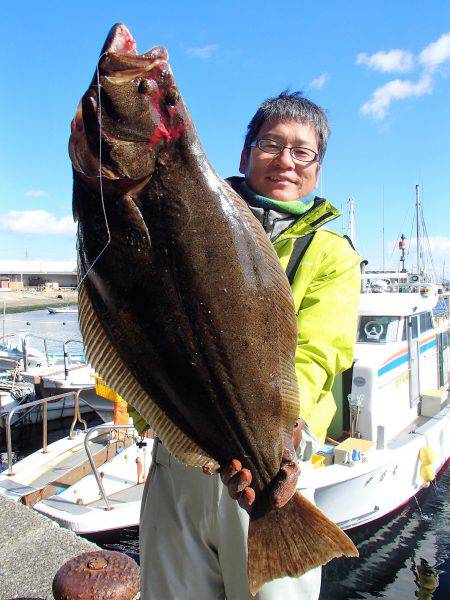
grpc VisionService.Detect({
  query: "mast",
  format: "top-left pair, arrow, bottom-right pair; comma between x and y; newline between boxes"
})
415,184 -> 420,278
382,187 -> 385,272
348,197 -> 355,246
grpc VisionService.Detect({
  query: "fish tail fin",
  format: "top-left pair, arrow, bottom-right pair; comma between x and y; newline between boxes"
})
247,491 -> 358,596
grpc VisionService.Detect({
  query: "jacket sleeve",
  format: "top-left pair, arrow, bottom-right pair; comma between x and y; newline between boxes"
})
293,233 -> 361,439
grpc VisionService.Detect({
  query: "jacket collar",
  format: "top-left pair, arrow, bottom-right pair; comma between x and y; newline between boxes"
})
226,176 -> 340,242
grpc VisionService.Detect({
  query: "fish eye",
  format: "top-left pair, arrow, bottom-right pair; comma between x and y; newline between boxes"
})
139,79 -> 157,94
166,88 -> 180,106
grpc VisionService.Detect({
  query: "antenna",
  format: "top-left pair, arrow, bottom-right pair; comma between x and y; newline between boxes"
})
399,234 -> 406,273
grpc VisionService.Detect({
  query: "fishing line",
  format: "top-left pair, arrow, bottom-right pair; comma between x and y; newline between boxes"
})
77,53 -> 112,291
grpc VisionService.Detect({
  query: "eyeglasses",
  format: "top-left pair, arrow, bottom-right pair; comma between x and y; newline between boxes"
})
249,138 -> 318,164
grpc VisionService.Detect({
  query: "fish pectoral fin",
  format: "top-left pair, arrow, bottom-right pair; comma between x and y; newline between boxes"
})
247,491 -> 358,596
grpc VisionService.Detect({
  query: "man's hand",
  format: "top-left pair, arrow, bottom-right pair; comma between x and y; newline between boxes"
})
220,420 -> 305,513
292,418 -> 305,451
220,459 -> 256,511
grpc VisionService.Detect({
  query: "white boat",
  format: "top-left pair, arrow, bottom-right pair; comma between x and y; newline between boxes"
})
20,362 -> 114,423
0,332 -> 107,425
0,331 -> 51,372
0,330 -> 85,374
299,277 -> 449,530
0,400 -> 152,534
33,425 -> 153,533
47,306 -> 78,314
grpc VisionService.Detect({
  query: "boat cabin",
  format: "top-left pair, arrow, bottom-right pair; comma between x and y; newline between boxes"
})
330,289 -> 449,444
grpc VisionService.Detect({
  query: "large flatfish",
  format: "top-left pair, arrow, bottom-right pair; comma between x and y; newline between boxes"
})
69,23 -> 358,594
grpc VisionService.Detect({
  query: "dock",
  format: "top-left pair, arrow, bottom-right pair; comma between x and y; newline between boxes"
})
0,494 -> 99,599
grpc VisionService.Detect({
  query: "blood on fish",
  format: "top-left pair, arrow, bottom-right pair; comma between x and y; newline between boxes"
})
149,125 -> 171,147
148,90 -> 185,146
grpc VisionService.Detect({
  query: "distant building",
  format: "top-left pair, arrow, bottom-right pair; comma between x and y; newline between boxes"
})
0,260 -> 77,288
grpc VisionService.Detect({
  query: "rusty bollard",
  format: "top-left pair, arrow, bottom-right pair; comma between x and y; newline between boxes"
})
52,550 -> 140,599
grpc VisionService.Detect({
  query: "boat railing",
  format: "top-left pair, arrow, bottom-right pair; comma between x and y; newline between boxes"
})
3,389 -> 89,476
84,423 -> 137,510
62,339 -> 85,379
22,333 -> 84,371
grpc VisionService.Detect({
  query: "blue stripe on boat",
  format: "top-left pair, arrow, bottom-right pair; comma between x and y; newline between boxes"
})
377,337 -> 436,377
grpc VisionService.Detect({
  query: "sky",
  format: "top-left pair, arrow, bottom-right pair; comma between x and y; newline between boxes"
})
2,1 -> 450,279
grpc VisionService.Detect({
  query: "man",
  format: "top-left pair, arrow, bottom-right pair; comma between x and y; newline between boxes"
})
139,91 -> 361,599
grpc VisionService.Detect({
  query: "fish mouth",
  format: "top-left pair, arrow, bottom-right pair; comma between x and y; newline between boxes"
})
99,23 -> 170,80
101,23 -> 138,55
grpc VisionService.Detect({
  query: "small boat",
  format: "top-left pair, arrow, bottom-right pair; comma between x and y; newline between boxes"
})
0,333 -> 99,425
20,362 -> 114,424
47,306 -> 78,314
0,397 -> 152,534
0,330 -> 52,372
33,425 -> 153,533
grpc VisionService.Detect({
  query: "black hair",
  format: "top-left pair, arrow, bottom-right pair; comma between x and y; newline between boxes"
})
243,91 -> 329,162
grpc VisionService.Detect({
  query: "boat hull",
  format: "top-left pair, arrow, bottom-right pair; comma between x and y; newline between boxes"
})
306,402 -> 449,530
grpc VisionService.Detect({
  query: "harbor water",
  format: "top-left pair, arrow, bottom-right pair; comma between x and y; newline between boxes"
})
1,309 -> 449,599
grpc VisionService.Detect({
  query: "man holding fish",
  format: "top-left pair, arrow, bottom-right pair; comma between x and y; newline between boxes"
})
70,24 -> 361,600
139,92 -> 361,598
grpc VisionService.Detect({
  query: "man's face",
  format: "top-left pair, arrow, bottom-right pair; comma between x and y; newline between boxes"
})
239,119 -> 321,202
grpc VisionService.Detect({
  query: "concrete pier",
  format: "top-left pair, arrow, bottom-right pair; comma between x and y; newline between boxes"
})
0,494 -> 99,599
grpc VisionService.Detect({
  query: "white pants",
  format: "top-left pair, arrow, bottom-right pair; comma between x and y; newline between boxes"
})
140,441 -> 321,600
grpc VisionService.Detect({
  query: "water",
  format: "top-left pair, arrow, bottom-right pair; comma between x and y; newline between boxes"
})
2,308 -> 81,356
1,310 -> 449,598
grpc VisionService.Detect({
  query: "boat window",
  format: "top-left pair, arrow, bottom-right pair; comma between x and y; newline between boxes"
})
411,316 -> 419,338
419,311 -> 434,333
358,316 -> 400,343
403,315 -> 419,340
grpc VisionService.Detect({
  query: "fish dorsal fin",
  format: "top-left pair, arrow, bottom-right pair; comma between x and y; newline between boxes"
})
226,183 -> 301,428
78,283 -> 218,470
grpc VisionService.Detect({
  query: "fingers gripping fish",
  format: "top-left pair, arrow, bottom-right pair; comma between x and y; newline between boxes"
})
69,23 -> 358,595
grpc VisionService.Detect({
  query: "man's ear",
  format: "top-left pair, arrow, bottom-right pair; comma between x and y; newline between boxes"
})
314,163 -> 321,188
239,148 -> 249,175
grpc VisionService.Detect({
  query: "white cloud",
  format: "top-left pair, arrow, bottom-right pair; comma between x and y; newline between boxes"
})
425,235 -> 450,254
358,31 -> 450,120
360,74 -> 433,120
187,44 -> 219,59
356,50 -> 414,73
25,190 -> 47,197
309,73 -> 330,90
0,210 -> 76,236
419,31 -> 450,71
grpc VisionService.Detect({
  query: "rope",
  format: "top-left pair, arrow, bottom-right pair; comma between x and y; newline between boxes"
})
77,53 -> 112,290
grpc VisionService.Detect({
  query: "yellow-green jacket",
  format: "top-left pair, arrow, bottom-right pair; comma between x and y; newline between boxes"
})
274,211 -> 361,441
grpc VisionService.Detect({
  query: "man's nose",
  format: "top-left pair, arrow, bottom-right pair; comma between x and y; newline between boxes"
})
275,147 -> 295,168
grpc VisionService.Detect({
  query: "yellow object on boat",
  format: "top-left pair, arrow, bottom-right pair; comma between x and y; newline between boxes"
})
94,374 -> 129,425
95,374 -> 120,401
311,455 -> 325,468
419,446 -> 436,466
420,464 -> 436,483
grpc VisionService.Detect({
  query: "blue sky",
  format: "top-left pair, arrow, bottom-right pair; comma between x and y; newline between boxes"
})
2,1 -> 450,278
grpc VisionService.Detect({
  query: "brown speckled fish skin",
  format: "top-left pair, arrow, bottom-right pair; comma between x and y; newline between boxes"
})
70,23 -> 358,595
